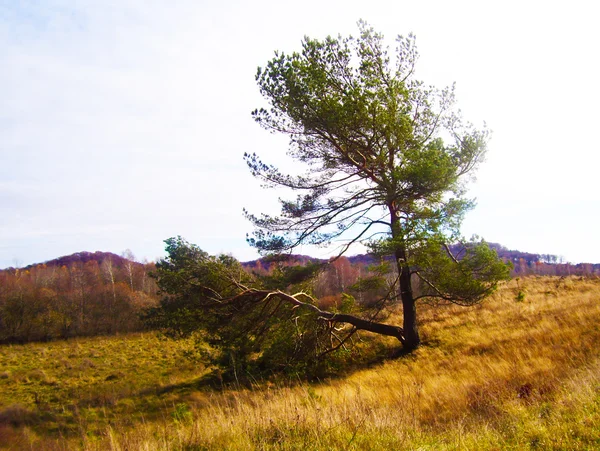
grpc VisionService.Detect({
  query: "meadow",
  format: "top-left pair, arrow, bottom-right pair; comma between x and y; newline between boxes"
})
1,276 -> 600,450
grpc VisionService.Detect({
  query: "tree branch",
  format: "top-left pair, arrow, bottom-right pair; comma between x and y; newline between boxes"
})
235,289 -> 405,343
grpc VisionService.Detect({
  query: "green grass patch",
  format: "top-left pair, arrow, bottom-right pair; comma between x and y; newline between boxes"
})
0,333 -> 206,441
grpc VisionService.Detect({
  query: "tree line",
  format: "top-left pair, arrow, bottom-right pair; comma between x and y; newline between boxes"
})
0,243 -> 595,345
0,253 -> 158,343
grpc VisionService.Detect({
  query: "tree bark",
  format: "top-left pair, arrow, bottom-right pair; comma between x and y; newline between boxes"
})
391,209 -> 420,351
396,247 -> 420,350
322,312 -> 404,343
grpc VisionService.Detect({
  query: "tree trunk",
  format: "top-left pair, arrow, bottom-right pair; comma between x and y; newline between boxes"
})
391,209 -> 420,351
323,312 -> 404,342
396,247 -> 420,350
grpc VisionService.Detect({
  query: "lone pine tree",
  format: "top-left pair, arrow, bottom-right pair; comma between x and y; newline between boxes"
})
244,21 -> 510,351
147,24 -> 510,379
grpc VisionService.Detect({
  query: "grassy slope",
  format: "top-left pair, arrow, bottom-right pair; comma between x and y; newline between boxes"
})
1,276 -> 600,450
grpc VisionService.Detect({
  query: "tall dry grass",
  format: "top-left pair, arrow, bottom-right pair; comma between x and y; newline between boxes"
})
3,276 -> 600,450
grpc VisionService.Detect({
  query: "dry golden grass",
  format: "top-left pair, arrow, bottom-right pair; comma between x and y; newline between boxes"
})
3,276 -> 600,450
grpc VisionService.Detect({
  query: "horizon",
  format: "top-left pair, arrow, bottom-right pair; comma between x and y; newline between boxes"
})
3,240 -> 597,271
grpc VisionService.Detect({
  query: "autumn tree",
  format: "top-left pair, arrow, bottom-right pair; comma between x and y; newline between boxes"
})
0,254 -> 159,343
244,22 -> 510,350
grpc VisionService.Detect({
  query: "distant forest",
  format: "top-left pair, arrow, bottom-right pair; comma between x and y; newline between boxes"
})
0,244 -> 598,344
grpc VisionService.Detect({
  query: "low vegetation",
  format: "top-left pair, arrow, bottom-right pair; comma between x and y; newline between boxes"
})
0,333 -> 202,449
1,275 -> 599,450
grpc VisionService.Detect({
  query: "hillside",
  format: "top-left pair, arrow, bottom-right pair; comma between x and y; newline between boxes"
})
0,252 -> 158,343
1,276 -> 599,449
4,242 -> 599,276
26,251 -> 127,269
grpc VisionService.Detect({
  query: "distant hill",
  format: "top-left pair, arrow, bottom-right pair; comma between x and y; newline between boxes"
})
4,242 -> 599,277
241,243 -> 600,277
25,251 -> 132,270
0,251 -> 158,344
240,243 -> 529,269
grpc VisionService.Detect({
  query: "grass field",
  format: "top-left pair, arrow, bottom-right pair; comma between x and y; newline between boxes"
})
1,276 -> 600,450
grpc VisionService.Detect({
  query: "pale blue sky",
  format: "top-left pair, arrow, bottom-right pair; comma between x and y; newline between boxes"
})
1,0 -> 599,268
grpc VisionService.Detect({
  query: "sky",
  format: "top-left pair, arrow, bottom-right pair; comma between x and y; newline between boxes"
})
1,0 -> 599,268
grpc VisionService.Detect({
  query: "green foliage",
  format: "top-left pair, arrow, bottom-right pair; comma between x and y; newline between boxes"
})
336,293 -> 356,314
257,260 -> 324,291
246,22 -> 488,255
411,237 -> 512,305
171,403 -> 193,424
146,238 -> 354,380
144,236 -> 254,338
